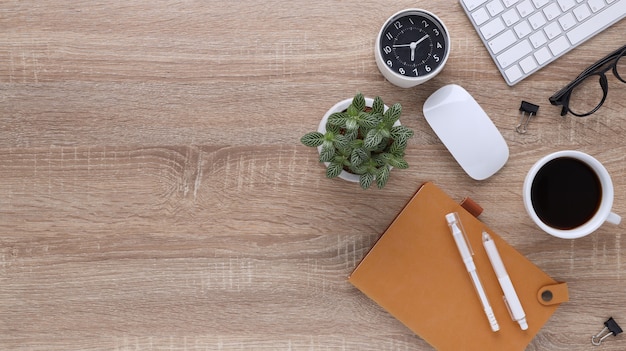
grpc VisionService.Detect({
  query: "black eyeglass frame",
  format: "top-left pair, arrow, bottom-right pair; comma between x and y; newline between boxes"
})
549,44 -> 626,117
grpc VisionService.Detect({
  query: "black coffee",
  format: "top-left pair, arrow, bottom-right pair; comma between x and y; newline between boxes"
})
530,157 -> 602,230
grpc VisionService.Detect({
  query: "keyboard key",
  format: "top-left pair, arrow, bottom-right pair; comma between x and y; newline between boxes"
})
516,0 -> 535,16
514,20 -> 533,38
519,55 -> 539,73
558,0 -> 576,11
544,22 -> 562,39
503,0 -> 520,7
502,8 -> 521,25
480,17 -> 506,40
588,0 -> 606,12
532,0 -> 550,8
528,11 -> 547,29
489,29 -> 517,53
573,4 -> 592,21
463,0 -> 489,11
529,30 -> 547,47
487,0 -> 505,15
534,47 -> 552,64
505,65 -> 523,82
543,3 -> 562,20
567,0 -> 626,44
472,8 -> 491,25
558,13 -> 577,31
497,39 -> 532,67
548,35 -> 570,56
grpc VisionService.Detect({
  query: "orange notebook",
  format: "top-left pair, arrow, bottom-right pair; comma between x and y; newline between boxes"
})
349,182 -> 568,351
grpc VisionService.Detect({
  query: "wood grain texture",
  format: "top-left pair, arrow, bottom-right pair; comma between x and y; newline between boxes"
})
1,1 -> 626,350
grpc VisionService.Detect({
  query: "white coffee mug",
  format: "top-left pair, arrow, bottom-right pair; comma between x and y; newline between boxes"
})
523,150 -> 621,239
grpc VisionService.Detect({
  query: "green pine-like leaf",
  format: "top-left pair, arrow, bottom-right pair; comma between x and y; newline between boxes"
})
326,123 -> 341,135
364,129 -> 383,149
390,125 -> 414,141
350,163 -> 367,175
347,104 -> 359,116
319,143 -> 335,162
358,112 -> 381,129
372,96 -> 384,114
379,127 -> 391,139
389,138 -> 408,154
327,112 -> 348,126
389,157 -> 409,169
383,103 -> 402,125
350,148 -> 369,168
376,152 -> 393,163
376,166 -> 390,189
359,173 -> 375,190
349,138 -> 364,149
333,134 -> 350,152
343,128 -> 358,142
374,155 -> 386,167
326,162 -> 343,178
352,93 -> 366,112
345,117 -> 358,131
300,132 -> 325,147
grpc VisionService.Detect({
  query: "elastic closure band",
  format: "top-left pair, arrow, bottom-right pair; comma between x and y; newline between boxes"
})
537,283 -> 569,306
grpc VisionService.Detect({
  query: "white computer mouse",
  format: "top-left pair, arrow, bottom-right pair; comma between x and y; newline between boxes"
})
423,84 -> 509,180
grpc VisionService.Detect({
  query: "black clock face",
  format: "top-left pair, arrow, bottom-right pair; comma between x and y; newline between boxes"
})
379,11 -> 448,78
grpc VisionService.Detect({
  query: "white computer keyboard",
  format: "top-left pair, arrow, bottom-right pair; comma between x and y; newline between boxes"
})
460,0 -> 626,85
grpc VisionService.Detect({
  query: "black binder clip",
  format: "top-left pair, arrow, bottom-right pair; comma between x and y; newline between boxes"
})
516,101 -> 539,134
592,317 -> 623,346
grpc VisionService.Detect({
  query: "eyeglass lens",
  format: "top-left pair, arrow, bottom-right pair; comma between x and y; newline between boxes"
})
566,50 -> 626,116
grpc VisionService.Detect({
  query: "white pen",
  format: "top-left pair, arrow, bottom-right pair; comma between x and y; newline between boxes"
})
446,213 -> 499,332
482,232 -> 529,331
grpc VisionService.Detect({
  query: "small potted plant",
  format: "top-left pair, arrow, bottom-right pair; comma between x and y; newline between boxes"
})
300,92 -> 414,189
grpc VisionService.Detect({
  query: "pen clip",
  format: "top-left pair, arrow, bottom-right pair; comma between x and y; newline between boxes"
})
447,212 -> 474,255
503,295 -> 515,321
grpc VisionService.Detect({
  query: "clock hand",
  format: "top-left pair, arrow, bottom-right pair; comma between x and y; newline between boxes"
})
413,34 -> 430,46
410,35 -> 430,61
393,34 -> 430,48
393,34 -> 431,61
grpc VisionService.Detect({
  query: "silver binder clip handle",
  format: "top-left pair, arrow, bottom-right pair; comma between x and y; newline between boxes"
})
515,115 -> 531,134
516,101 -> 539,134
592,317 -> 622,346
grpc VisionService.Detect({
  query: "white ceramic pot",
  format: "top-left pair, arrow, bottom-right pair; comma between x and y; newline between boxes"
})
317,97 -> 400,182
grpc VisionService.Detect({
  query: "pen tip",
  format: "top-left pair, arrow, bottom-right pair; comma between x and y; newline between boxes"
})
519,319 -> 529,330
445,213 -> 456,225
482,232 -> 491,241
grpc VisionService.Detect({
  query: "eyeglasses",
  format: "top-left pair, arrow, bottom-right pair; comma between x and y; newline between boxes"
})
549,44 -> 626,117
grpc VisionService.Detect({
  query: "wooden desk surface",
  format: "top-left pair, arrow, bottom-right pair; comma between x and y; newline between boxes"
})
2,1 -> 626,350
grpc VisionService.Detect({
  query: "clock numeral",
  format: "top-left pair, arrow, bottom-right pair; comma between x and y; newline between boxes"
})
409,18 -> 414,25
437,42 -> 443,49
393,21 -> 402,30
413,68 -> 419,76
433,28 -> 440,36
399,68 -> 405,75
433,54 -> 440,63
386,60 -> 393,67
422,20 -> 429,28
385,32 -> 393,41
384,46 -> 392,54
425,65 -> 432,73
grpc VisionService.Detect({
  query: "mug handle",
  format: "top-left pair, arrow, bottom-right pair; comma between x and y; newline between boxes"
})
607,212 -> 622,225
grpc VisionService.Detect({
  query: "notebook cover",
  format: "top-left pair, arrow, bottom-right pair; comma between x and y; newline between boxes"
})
349,182 -> 567,351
